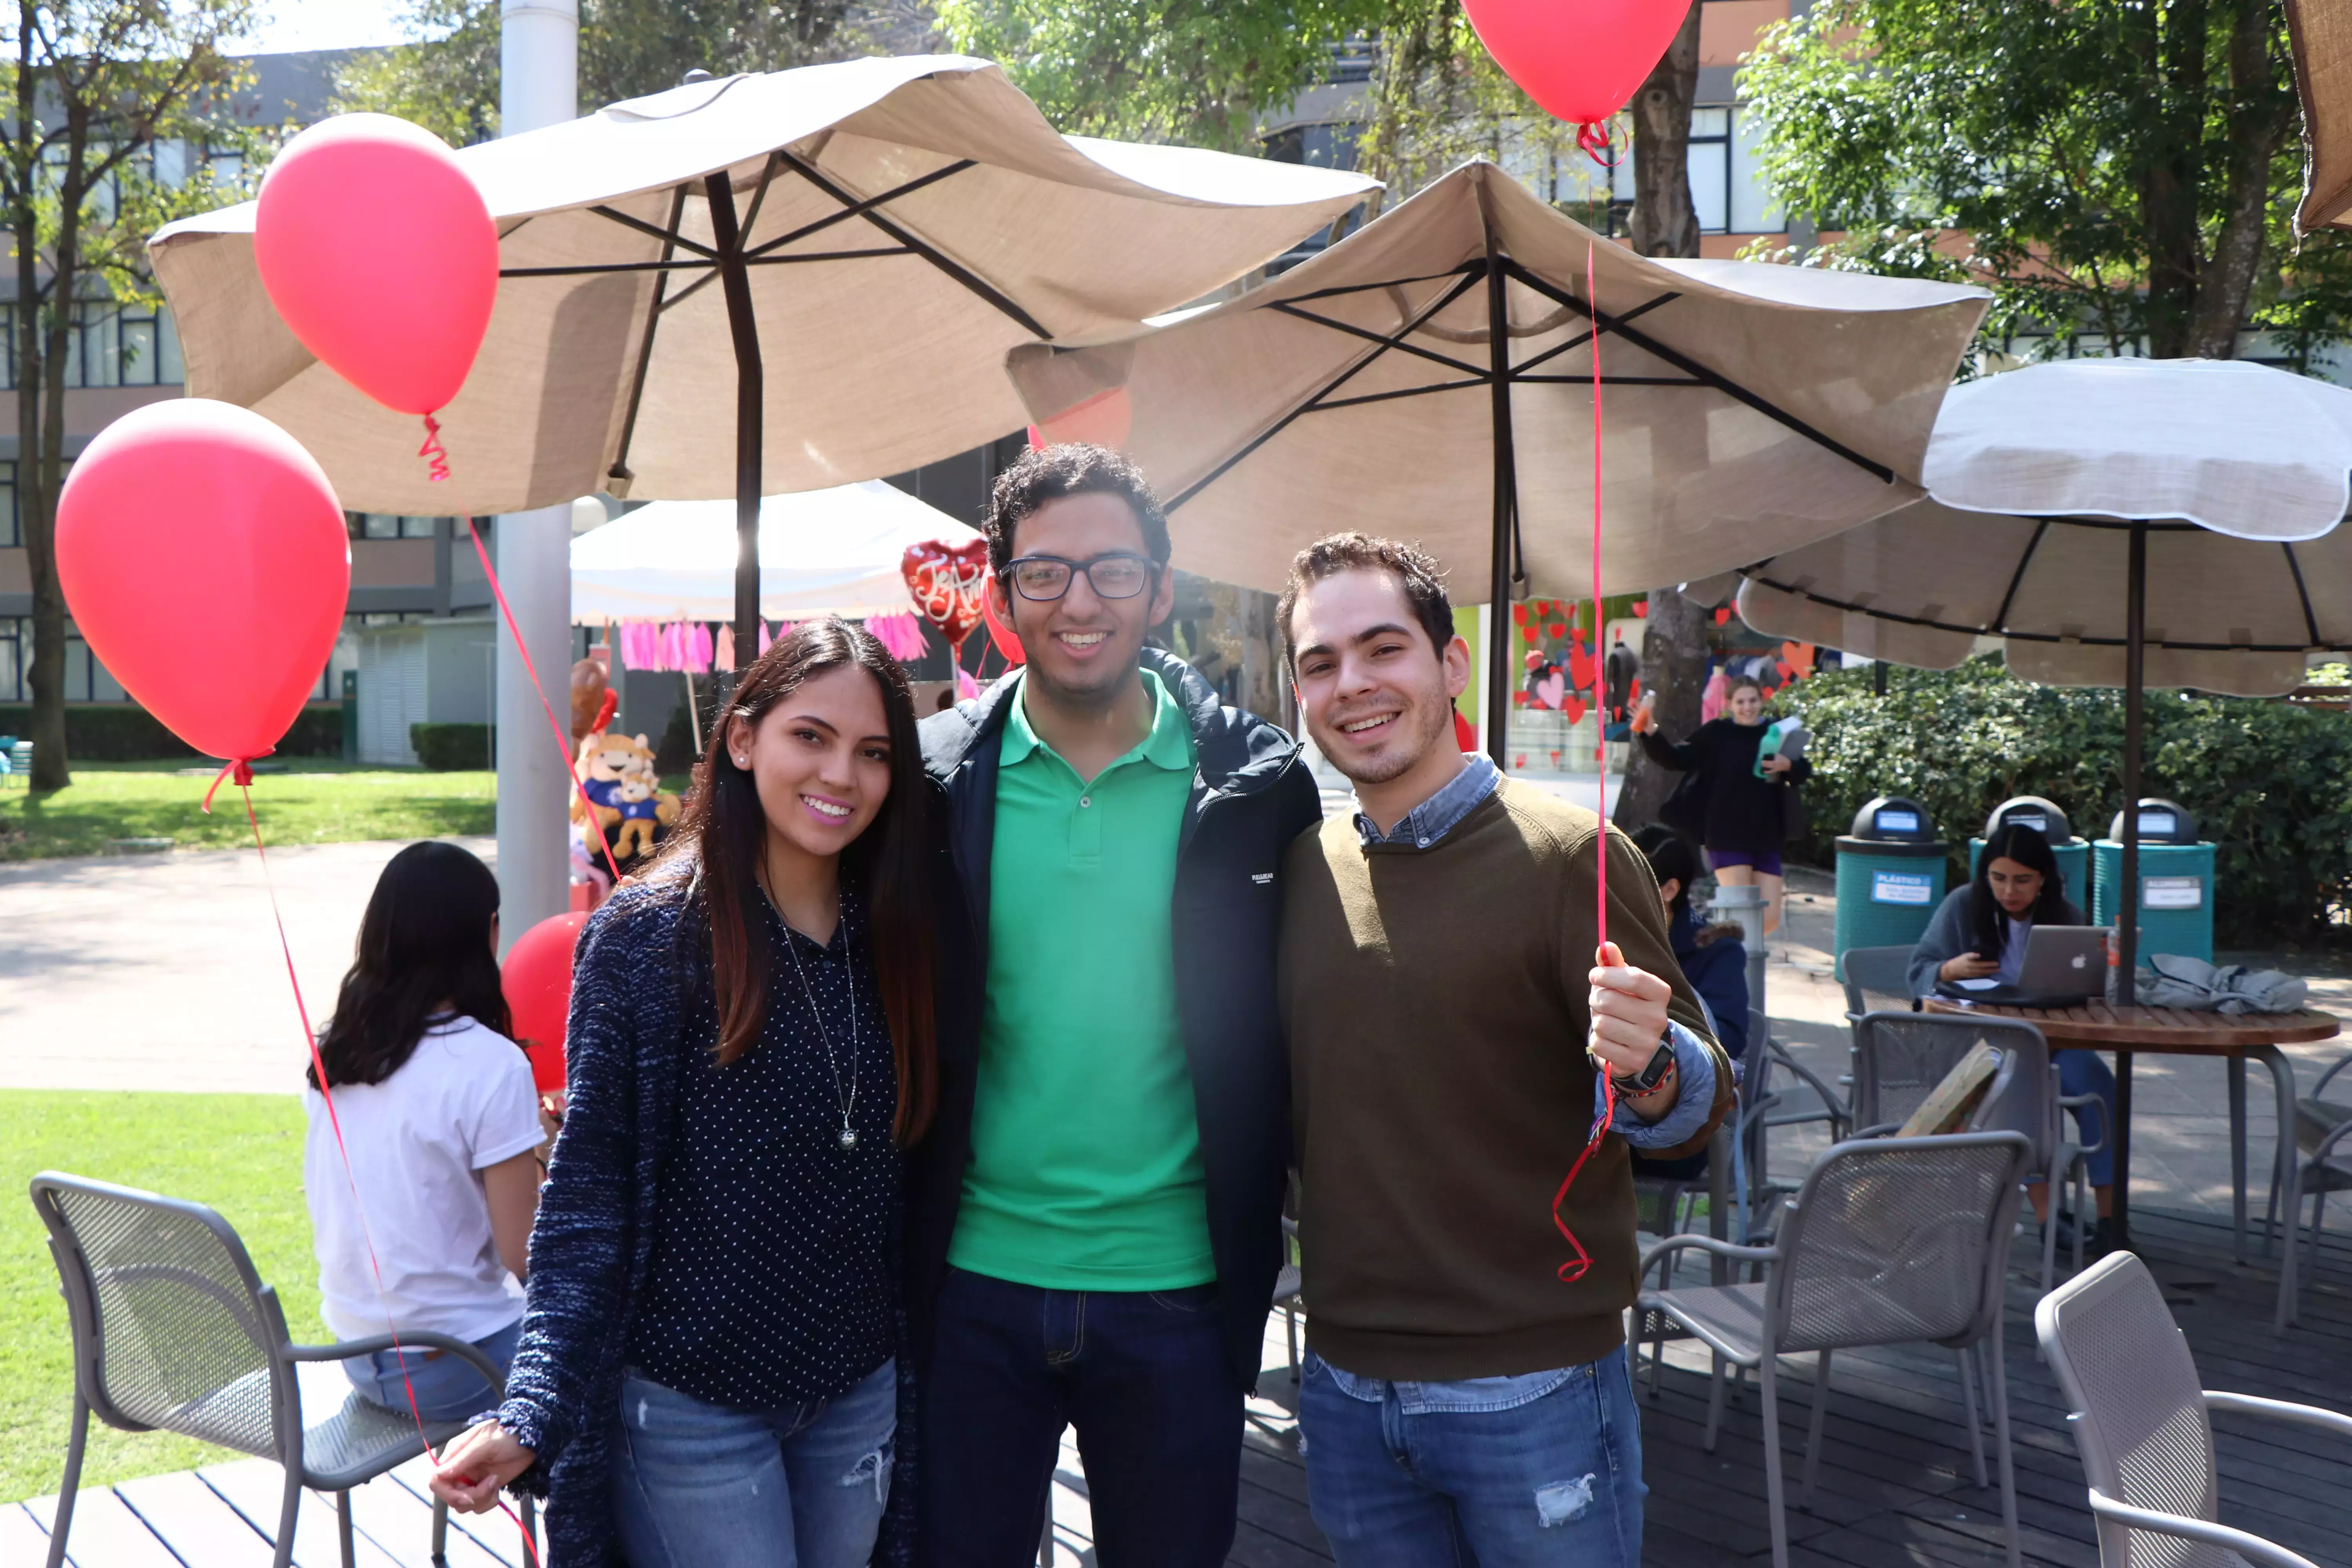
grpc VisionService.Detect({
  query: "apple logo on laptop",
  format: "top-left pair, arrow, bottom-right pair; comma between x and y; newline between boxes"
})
2071,954 -> 2087,969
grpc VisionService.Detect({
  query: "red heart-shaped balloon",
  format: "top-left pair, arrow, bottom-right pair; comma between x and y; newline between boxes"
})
900,538 -> 990,648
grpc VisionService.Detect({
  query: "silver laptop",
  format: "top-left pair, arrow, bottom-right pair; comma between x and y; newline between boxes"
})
1936,925 -> 2109,1006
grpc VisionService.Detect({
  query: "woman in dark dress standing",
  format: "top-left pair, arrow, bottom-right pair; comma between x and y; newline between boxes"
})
1632,674 -> 1809,936
430,619 -> 935,1568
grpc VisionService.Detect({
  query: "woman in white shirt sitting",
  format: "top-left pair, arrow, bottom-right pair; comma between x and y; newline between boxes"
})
305,840 -> 547,1422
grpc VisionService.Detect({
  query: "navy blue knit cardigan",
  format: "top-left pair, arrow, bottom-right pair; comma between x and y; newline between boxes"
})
495,871 -> 919,1566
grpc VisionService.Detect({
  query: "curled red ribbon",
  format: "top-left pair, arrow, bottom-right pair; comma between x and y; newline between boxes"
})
1577,120 -> 1622,170
200,755 -> 260,814
419,413 -> 452,483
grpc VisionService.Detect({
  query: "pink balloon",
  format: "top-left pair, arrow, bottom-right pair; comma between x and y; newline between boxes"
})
1461,0 -> 1695,125
56,401 -> 350,764
255,113 -> 499,415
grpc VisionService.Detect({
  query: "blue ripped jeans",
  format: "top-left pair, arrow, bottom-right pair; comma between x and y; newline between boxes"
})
610,1358 -> 895,1568
1298,1347 -> 1644,1567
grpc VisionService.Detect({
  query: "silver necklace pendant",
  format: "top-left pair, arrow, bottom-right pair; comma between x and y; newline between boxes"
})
838,1125 -> 858,1151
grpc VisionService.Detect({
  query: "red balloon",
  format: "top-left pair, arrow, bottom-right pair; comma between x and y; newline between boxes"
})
980,577 -> 1026,665
1027,386 -> 1134,451
255,114 -> 498,415
901,537 -> 990,648
56,401 -> 348,764
503,911 -> 589,1093
1462,0 -> 1695,126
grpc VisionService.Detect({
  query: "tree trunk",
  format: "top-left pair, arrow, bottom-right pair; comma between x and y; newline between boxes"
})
1626,0 -> 1703,259
26,118 -> 85,791
15,13 -> 65,791
2138,0 -> 2208,357
1613,0 -> 1708,831
2186,0 -> 2292,359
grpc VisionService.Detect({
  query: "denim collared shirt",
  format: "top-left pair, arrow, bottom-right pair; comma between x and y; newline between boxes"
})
1331,754 -> 1719,1408
1353,753 -> 1718,1156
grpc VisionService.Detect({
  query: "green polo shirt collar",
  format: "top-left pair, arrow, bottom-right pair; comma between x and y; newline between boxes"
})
1000,668 -> 1194,777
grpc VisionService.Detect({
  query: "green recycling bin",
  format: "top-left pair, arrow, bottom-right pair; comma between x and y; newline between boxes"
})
2092,797 -> 2214,964
1969,795 -> 2088,912
1835,795 -> 1947,959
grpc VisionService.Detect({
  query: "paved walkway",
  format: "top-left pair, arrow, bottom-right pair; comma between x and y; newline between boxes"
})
0,838 -> 495,1096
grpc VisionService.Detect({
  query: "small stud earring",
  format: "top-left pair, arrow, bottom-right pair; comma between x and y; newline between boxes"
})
735,755 -> 748,767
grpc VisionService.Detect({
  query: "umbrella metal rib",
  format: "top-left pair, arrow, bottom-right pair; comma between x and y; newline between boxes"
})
492,151 -> 1054,665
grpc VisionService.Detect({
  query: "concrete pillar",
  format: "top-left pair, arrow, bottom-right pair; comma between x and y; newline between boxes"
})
493,0 -> 579,950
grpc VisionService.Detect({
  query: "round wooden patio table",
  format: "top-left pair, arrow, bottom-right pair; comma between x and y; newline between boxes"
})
1923,999 -> 2339,1329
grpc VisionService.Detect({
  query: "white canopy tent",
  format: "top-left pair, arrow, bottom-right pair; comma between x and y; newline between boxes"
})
571,479 -> 978,624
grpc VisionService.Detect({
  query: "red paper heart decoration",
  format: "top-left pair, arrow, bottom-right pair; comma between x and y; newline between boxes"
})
1513,603 -> 1531,624
1562,694 -> 1588,726
1566,643 -> 1597,693
1714,607 -> 1733,626
1775,661 -> 1794,682
1780,640 -> 1816,673
1633,599 -> 1647,617
1535,670 -> 1568,710
900,538 -> 990,649
1546,620 -> 1566,640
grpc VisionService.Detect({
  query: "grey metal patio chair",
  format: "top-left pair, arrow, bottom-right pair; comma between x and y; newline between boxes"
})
2270,1051 -> 2352,1282
31,1172 -> 524,1568
2037,1249 -> 2352,1568
1638,1130 -> 2036,1568
1854,1009 -> 2099,1292
1836,944 -> 1919,1023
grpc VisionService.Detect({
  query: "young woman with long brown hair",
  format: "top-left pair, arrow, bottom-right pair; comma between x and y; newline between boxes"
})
430,619 -> 936,1568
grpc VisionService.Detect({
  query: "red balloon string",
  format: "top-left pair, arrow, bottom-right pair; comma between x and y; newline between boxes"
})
1590,236 -> 1607,950
1553,236 -> 1619,1288
200,755 -> 259,815
1577,120 -> 1622,170
419,413 -> 452,483
466,520 -> 628,887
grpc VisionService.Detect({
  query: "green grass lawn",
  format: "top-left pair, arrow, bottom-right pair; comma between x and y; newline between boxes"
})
1,1090 -> 323,1504
0,760 -> 495,860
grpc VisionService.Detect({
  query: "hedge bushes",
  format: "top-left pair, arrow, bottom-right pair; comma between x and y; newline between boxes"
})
0,703 -> 344,761
1782,656 -> 2352,947
410,722 -> 493,771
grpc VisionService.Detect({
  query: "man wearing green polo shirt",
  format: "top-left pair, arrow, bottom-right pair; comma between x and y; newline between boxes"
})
912,444 -> 1321,1565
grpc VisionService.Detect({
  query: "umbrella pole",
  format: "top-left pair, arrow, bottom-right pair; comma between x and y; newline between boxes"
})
2113,521 -> 2147,1240
705,171 -> 764,673
1482,245 -> 1520,769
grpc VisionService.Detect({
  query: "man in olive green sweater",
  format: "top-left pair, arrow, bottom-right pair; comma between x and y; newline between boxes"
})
1275,534 -> 1733,1566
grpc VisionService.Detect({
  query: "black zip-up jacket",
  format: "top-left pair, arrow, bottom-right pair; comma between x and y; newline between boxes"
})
909,648 -> 1323,1390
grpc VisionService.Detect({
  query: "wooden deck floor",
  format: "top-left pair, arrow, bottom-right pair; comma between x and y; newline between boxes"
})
9,1205 -> 2350,1567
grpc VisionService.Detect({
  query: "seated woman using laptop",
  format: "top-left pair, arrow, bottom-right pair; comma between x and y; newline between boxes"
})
1910,822 -> 2118,1253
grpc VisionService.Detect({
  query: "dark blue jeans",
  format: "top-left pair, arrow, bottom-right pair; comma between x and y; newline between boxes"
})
921,1267 -> 1242,1567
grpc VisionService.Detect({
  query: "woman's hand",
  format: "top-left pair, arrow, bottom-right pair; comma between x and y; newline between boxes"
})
1630,693 -> 1656,735
430,1421 -> 536,1513
1940,953 -> 2000,982
1760,755 -> 1793,776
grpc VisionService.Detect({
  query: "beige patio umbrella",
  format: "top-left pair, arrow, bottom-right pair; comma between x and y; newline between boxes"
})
2290,0 -> 2352,231
1005,160 -> 1988,759
149,54 -> 1374,651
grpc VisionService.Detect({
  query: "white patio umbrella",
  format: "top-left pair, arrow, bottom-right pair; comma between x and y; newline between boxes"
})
1002,161 -> 1990,760
1729,358 -> 2352,1243
149,54 -> 1374,657
571,478 -> 979,623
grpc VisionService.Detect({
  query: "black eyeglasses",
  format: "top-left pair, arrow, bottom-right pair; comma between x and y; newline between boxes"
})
1004,553 -> 1157,602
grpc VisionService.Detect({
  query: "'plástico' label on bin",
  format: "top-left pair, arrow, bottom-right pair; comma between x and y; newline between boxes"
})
2142,876 -> 2203,910
1870,869 -> 1936,906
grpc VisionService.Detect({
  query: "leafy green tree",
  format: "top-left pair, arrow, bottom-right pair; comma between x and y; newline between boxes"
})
8,0 -> 272,790
1740,0 -> 2351,364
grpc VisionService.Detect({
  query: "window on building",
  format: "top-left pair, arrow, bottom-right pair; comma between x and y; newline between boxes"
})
0,300 -> 184,389
1606,105 -> 1786,236
0,461 -> 16,550
351,513 -> 443,539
